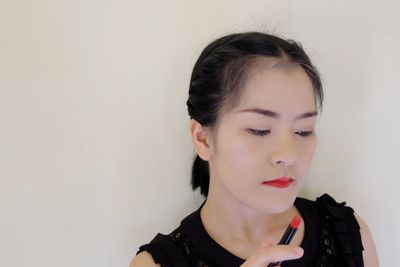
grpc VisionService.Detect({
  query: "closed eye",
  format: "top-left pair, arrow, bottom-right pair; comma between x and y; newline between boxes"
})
248,129 -> 270,136
296,131 -> 313,137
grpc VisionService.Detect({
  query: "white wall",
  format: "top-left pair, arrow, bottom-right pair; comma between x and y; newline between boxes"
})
0,0 -> 398,266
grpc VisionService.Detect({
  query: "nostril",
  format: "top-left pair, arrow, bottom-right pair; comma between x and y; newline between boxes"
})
275,160 -> 294,168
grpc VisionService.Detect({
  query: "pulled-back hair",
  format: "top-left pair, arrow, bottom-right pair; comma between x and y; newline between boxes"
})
186,32 -> 323,197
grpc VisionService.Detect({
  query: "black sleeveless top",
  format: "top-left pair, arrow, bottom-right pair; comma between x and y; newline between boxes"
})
137,194 -> 364,267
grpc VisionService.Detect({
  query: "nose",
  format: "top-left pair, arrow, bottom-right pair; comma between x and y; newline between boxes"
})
270,134 -> 299,167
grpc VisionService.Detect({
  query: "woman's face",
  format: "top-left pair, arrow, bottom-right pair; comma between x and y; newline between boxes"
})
207,60 -> 318,214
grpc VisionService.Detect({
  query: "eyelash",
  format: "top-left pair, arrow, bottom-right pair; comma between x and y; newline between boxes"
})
297,131 -> 313,137
248,129 -> 270,136
248,129 -> 313,137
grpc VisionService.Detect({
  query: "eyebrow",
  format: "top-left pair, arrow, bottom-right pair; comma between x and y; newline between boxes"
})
238,108 -> 318,120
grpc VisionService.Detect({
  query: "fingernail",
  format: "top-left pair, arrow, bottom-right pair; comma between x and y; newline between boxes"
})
294,247 -> 304,256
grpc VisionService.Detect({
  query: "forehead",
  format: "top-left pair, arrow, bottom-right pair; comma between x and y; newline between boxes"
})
232,58 -> 316,113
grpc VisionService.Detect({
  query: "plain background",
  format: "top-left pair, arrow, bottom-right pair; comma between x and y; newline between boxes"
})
1,0 -> 399,266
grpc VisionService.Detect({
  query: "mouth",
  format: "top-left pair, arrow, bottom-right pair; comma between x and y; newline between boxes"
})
262,177 -> 294,188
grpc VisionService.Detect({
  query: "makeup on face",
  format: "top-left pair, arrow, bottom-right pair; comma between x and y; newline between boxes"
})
204,65 -> 317,215
262,176 -> 294,188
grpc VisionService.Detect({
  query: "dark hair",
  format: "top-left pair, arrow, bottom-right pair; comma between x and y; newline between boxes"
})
186,32 -> 323,197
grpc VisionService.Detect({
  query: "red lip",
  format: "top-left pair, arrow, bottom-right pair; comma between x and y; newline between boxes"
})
262,177 -> 294,188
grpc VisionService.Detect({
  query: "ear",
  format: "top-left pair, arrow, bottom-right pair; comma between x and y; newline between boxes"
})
188,119 -> 213,161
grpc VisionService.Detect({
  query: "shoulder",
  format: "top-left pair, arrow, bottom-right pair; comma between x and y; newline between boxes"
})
130,226 -> 189,267
307,193 -> 379,267
354,213 -> 380,267
129,232 -> 178,267
129,251 -> 160,267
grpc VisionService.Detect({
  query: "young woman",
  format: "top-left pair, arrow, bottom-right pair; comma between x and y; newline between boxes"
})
130,32 -> 379,267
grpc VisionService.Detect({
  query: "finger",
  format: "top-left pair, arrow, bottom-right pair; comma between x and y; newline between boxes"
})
241,245 -> 303,267
259,245 -> 303,262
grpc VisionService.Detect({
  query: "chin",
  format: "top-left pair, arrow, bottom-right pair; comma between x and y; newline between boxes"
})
251,191 -> 298,214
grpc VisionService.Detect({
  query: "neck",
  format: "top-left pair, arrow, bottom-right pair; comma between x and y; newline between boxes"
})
200,180 -> 298,245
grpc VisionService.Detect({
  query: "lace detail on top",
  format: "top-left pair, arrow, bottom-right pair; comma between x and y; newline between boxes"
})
138,228 -> 210,267
137,194 -> 364,267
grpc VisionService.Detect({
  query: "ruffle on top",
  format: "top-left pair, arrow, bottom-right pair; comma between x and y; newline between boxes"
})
315,194 -> 364,267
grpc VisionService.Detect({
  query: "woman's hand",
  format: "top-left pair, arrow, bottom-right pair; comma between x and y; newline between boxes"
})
240,242 -> 304,267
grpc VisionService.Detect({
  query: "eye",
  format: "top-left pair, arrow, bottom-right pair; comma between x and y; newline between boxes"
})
296,131 -> 313,137
248,129 -> 271,136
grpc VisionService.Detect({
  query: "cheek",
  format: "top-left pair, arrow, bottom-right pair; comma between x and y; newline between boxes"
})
298,137 -> 317,168
216,134 -> 261,179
